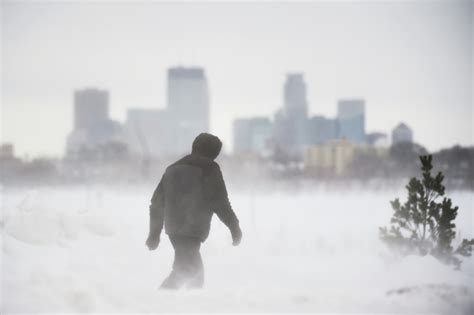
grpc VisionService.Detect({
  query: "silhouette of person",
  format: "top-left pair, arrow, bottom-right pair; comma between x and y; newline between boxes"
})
146,133 -> 242,289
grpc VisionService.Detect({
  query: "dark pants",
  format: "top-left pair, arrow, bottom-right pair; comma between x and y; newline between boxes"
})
160,235 -> 204,289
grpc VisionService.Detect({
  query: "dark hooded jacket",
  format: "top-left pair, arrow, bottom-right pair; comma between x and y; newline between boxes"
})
148,133 -> 240,242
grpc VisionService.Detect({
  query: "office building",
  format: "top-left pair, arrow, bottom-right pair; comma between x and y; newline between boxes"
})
167,67 -> 209,154
284,73 -> 308,120
337,99 -> 366,144
304,139 -> 357,176
273,73 -> 309,154
74,88 -> 109,129
233,117 -> 273,155
66,88 -> 124,157
392,123 -> 413,144
308,116 -> 339,145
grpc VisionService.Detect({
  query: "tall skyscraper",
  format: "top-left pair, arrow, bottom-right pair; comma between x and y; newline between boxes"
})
337,99 -> 366,144
392,122 -> 413,144
273,73 -> 309,155
167,67 -> 209,154
284,73 -> 308,120
66,88 -> 124,157
74,88 -> 109,129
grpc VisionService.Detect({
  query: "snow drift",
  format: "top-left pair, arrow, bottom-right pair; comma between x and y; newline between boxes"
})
1,186 -> 473,313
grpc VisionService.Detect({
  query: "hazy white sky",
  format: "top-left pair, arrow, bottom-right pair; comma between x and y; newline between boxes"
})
1,0 -> 472,157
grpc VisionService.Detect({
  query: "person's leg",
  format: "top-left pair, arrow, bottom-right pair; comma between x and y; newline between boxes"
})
160,236 -> 187,289
186,248 -> 204,289
160,236 -> 204,289
184,238 -> 204,289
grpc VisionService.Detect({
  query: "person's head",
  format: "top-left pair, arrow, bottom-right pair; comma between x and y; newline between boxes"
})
192,133 -> 222,160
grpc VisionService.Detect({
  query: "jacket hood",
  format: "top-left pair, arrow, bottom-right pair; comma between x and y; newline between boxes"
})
192,133 -> 222,160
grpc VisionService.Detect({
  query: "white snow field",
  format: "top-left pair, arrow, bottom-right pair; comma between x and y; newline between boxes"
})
1,185 -> 473,313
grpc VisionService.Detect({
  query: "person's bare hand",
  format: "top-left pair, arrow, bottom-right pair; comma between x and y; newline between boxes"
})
146,235 -> 160,250
232,226 -> 242,246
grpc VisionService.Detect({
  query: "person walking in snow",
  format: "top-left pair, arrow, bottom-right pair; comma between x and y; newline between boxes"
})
146,133 -> 242,289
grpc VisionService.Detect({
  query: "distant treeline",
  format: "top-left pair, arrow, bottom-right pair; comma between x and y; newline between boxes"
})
350,143 -> 473,189
1,143 -> 473,190
223,143 -> 474,190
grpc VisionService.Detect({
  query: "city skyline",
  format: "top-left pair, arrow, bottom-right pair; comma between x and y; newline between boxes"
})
2,1 -> 472,157
60,73 -> 413,159
57,69 -> 413,160
1,64 -> 463,158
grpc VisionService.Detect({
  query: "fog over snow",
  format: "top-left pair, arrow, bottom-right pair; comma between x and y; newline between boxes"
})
1,186 -> 473,313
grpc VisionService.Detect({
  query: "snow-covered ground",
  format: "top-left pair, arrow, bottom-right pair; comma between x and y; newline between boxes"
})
1,185 -> 473,313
